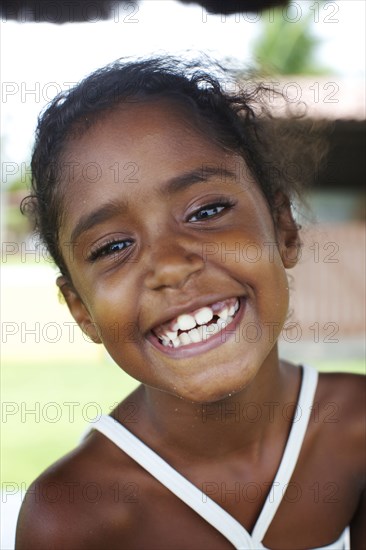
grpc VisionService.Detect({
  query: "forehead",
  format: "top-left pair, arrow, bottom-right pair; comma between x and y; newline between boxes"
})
63,98 -> 229,169
59,98 -> 246,204
58,100 -> 261,240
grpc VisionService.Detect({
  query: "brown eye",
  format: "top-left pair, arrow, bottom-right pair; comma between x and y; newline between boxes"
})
89,239 -> 133,262
188,201 -> 234,222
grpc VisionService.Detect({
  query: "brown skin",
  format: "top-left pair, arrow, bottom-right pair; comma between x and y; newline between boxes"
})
16,101 -> 365,549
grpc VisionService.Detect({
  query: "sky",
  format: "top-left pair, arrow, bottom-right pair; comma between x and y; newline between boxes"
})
1,0 -> 365,175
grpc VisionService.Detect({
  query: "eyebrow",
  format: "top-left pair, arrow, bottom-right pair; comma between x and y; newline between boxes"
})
163,166 -> 237,196
69,166 -> 237,244
70,200 -> 129,244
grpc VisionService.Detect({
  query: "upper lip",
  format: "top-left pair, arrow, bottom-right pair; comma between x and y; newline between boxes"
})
147,294 -> 243,335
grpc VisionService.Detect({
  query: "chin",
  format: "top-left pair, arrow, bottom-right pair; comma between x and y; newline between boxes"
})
168,361 -> 258,404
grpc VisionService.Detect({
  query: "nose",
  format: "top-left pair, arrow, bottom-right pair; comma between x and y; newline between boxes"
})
144,240 -> 204,291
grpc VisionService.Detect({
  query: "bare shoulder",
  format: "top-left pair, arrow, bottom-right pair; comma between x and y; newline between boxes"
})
316,370 -> 365,423
15,430 -> 144,550
317,372 -> 366,549
314,370 -> 365,478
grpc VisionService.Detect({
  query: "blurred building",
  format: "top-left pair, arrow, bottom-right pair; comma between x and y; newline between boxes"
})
274,76 -> 365,360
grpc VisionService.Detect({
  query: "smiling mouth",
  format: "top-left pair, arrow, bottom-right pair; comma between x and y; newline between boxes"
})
151,297 -> 241,350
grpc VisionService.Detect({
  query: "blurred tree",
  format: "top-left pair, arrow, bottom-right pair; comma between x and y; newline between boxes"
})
7,176 -> 31,192
252,4 -> 330,75
2,166 -> 32,244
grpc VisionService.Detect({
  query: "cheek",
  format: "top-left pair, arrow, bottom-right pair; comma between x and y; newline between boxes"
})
210,225 -> 287,285
258,259 -> 290,325
255,247 -> 289,298
94,303 -> 137,347
72,275 -> 136,343
223,240 -> 290,324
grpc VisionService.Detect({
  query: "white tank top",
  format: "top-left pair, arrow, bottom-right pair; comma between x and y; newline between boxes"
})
84,365 -> 350,549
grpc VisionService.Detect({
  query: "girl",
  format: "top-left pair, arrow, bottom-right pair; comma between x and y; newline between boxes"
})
16,57 -> 364,549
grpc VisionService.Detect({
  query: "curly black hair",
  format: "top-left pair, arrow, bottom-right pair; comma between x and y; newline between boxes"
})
22,55 -> 326,280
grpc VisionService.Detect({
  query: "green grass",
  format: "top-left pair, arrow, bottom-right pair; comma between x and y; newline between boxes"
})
1,357 -> 139,487
311,359 -> 365,375
1,358 -> 364,487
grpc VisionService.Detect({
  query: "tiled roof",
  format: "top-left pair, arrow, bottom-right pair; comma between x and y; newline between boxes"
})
266,77 -> 365,120
287,222 -> 365,339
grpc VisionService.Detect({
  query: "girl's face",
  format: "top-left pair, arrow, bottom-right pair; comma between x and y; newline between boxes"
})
58,100 -> 298,402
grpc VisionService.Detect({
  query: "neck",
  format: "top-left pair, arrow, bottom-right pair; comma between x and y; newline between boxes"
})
132,348 -> 301,460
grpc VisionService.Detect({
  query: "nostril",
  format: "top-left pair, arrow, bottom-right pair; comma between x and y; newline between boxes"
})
144,250 -> 204,291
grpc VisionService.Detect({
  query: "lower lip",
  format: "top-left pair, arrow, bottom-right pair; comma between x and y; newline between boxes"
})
147,297 -> 246,359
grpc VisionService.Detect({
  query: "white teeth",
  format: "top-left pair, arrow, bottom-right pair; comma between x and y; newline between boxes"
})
196,325 -> 207,340
228,298 -> 240,317
158,315 -> 235,349
217,307 -> 229,320
228,305 -> 235,316
172,338 -> 181,348
179,332 -> 191,345
187,327 -> 201,343
166,330 -> 178,341
177,314 -> 196,331
194,307 -> 213,326
217,317 -> 228,330
207,322 -> 220,336
156,298 -> 240,349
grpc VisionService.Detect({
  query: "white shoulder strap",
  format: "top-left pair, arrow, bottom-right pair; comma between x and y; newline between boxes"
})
251,364 -> 318,543
84,364 -> 318,549
87,414 -> 256,549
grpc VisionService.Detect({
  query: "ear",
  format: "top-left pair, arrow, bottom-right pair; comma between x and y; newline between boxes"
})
274,193 -> 301,269
56,276 -> 102,344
